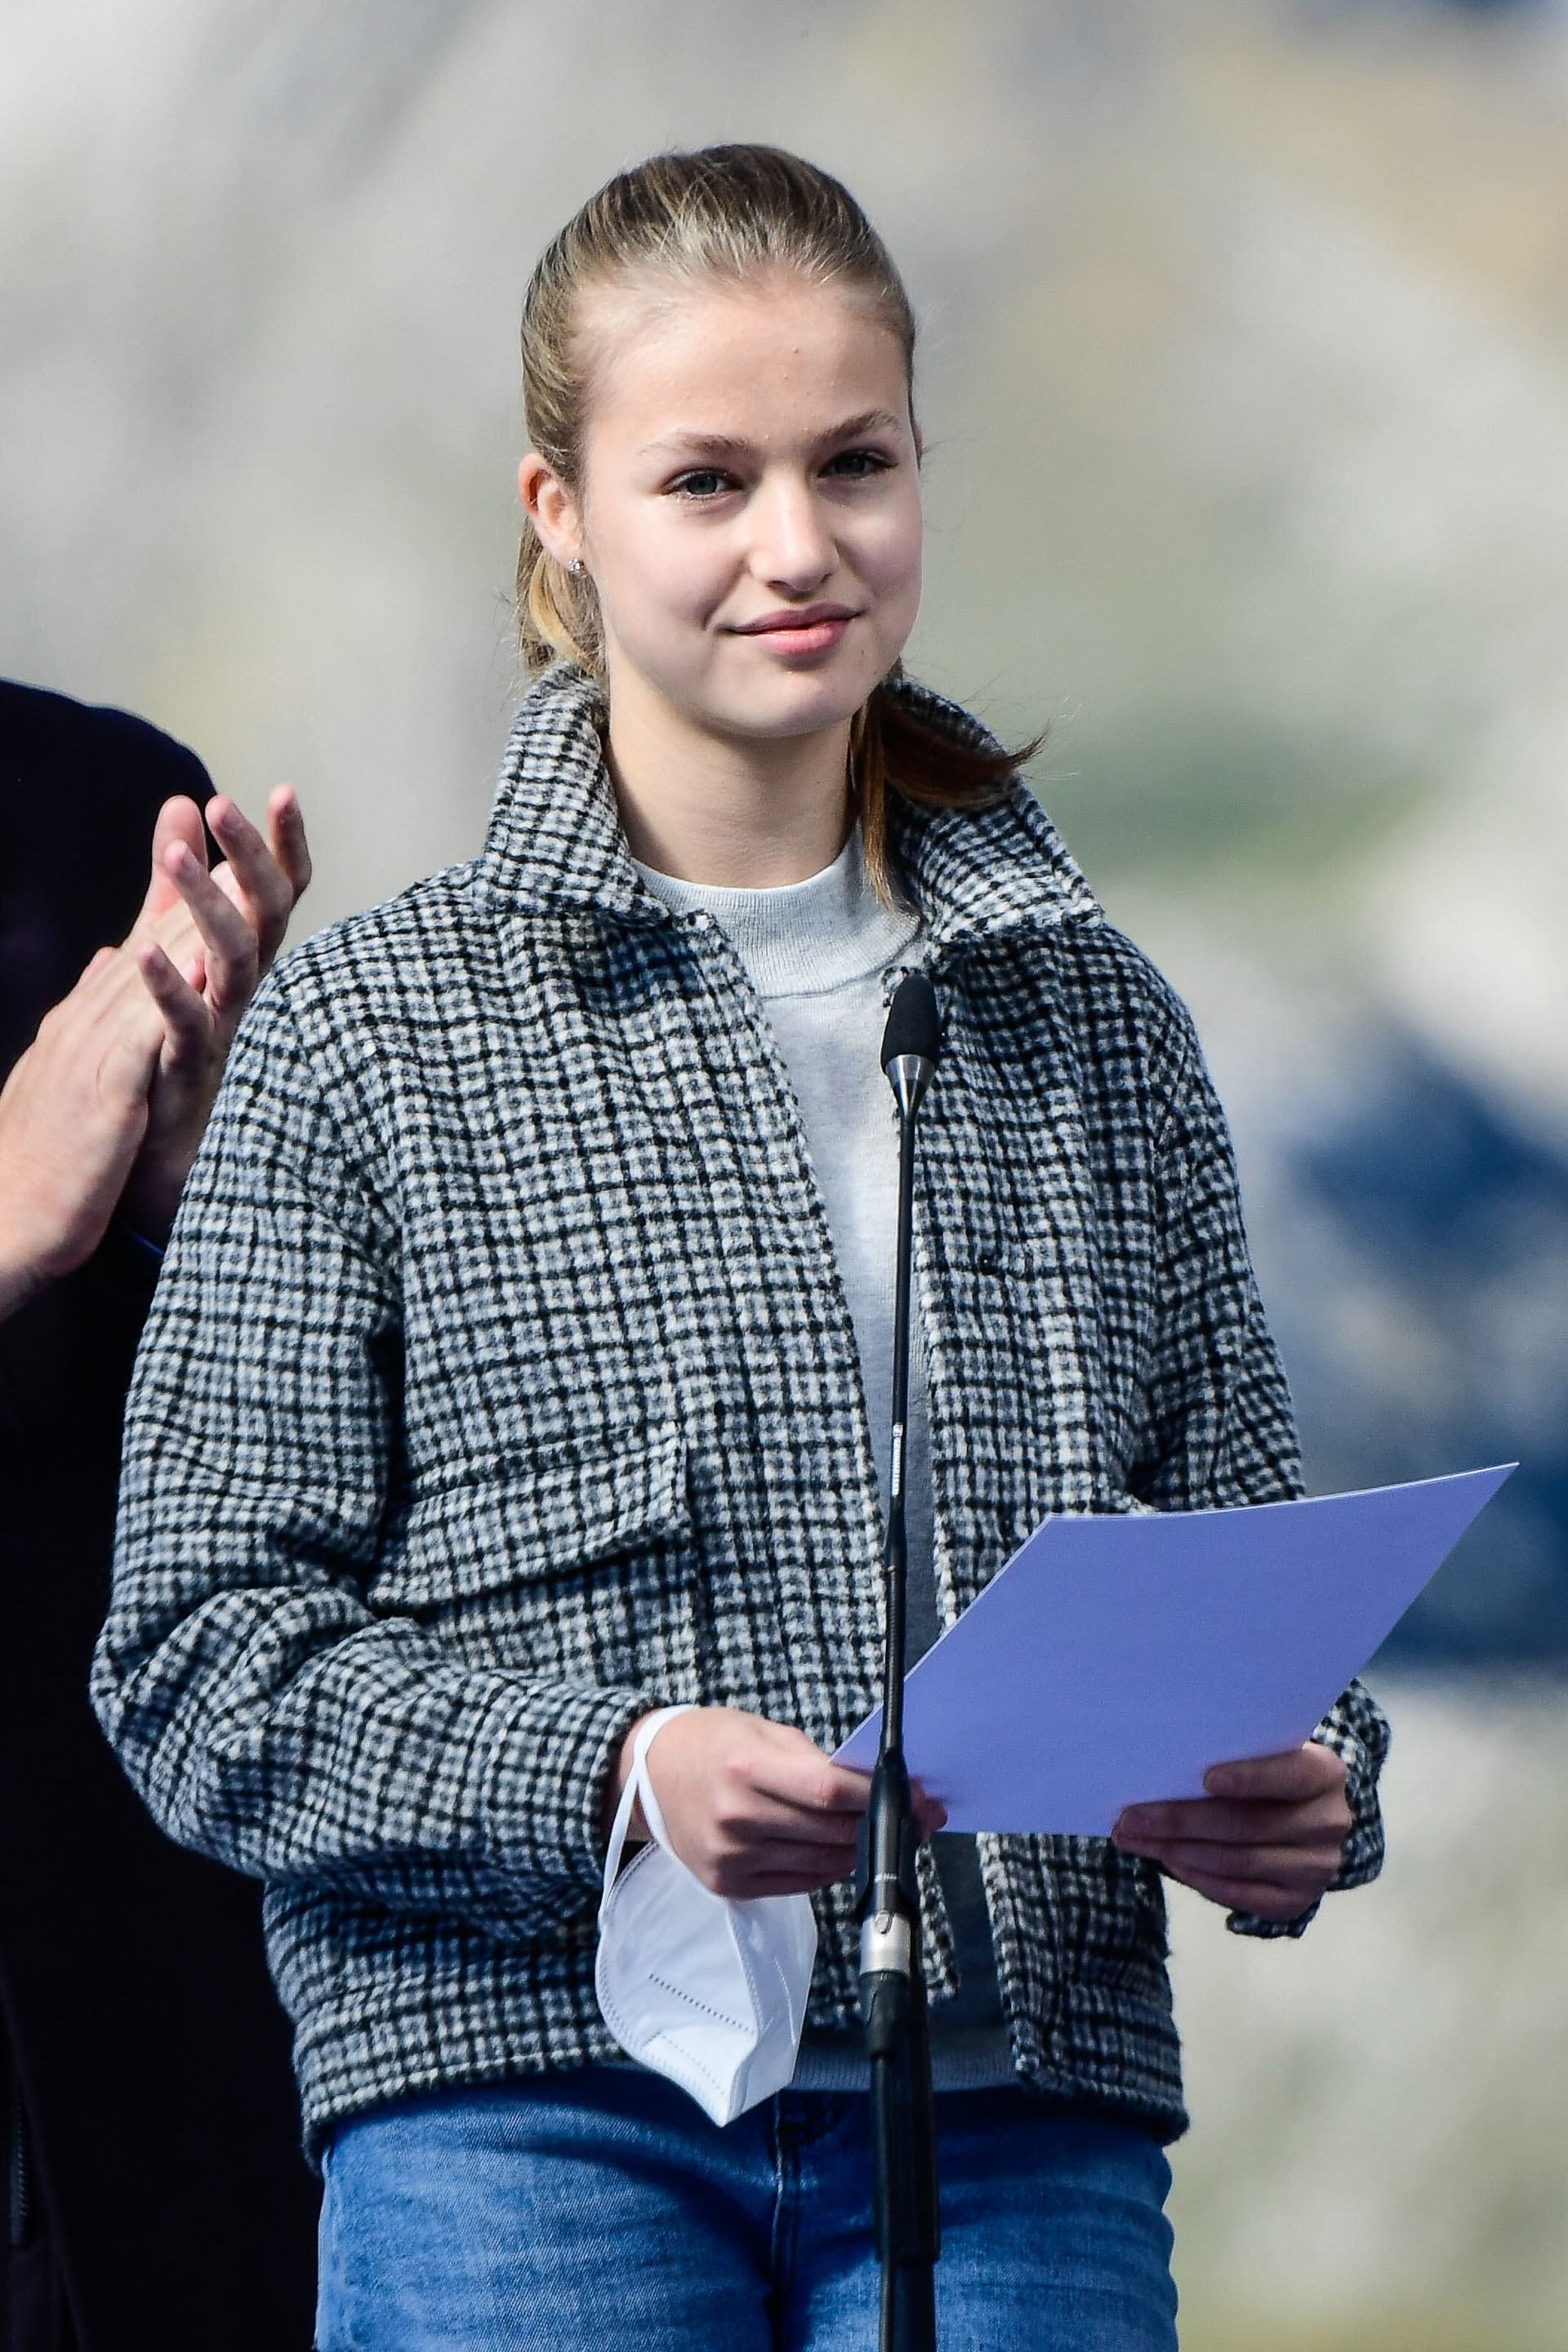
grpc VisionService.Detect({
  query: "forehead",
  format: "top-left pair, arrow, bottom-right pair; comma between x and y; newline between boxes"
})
576,270 -> 911,449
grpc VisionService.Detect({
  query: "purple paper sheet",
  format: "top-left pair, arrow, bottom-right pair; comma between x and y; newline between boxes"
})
833,1467 -> 1515,1833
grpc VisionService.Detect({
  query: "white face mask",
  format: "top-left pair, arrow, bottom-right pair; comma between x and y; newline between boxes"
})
595,1706 -> 818,2128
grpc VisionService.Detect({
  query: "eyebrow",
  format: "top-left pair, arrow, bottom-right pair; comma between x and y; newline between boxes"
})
640,409 -> 907,460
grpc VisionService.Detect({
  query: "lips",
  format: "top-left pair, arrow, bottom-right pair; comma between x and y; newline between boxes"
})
733,603 -> 860,634
732,604 -> 861,657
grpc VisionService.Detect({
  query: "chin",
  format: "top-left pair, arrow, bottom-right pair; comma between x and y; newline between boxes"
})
706,657 -> 885,743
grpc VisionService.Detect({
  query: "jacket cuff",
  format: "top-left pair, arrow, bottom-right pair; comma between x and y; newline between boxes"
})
482,1678 -> 657,1892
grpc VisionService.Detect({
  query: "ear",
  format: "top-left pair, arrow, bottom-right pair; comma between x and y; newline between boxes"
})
519,453 -> 581,569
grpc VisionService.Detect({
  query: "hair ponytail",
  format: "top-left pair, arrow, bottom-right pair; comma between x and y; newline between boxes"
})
854,671 -> 1040,901
515,525 -> 600,678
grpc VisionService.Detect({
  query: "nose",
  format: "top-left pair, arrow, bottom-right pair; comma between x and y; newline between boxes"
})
749,471 -> 836,597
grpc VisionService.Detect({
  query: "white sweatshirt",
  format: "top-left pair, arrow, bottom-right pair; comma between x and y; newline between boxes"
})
635,830 -> 1013,2093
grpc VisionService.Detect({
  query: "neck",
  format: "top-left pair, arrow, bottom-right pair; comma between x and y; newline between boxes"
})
604,666 -> 853,887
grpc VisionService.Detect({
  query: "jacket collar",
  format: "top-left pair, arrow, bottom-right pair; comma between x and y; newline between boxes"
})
475,662 -> 1100,951
880,673 -> 1101,956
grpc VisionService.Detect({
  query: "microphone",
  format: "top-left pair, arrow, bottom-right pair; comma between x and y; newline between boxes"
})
880,969 -> 939,1120
859,968 -> 942,2352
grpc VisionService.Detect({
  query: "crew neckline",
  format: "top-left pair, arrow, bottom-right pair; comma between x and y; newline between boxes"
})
632,828 -> 920,1000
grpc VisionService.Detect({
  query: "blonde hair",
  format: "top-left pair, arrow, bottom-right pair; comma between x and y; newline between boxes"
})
516,144 -> 1031,891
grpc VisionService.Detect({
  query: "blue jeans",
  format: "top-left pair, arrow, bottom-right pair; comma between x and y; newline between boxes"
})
317,2069 -> 1178,2350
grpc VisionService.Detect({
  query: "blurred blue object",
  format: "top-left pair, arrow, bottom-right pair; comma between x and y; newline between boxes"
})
1285,1046 -> 1568,1665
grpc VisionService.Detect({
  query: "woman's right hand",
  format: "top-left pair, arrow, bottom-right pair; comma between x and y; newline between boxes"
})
604,1705 -> 947,1899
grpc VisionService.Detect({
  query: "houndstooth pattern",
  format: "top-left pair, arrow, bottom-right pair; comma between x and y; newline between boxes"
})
96,664 -> 1388,2158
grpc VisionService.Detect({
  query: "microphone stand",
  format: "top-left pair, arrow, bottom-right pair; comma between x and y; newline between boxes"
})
858,970 -> 942,2352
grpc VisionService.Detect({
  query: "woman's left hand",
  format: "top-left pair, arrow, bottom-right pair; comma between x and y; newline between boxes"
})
1111,1743 -> 1352,1923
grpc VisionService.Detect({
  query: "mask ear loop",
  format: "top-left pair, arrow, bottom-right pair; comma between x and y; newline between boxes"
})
598,1703 -> 697,1929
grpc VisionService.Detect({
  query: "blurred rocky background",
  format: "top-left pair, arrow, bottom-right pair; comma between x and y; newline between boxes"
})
2,0 -> 1564,2340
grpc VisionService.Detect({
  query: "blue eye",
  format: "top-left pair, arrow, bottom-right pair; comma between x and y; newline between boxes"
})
826,449 -> 888,479
671,470 -> 732,498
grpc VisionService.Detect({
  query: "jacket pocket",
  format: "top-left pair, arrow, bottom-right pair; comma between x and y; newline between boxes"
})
1019,1837 -> 1172,2007
369,1423 -> 702,1691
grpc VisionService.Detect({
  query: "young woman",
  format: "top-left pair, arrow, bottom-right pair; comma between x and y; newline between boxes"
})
96,145 -> 1388,2351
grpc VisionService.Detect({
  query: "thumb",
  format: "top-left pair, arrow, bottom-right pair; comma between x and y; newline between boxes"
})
126,796 -> 209,938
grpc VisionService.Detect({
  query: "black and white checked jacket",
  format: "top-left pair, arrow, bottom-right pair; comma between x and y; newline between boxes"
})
96,665 -> 1387,2157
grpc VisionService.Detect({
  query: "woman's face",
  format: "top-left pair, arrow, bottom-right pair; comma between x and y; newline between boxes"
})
529,271 -> 924,747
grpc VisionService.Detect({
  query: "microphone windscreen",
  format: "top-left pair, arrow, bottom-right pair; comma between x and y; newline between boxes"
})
880,970 -> 941,1071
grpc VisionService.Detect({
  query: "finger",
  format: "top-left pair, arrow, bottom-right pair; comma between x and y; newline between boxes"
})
720,1833 -> 859,1881
744,1729 -> 872,1820
78,943 -> 170,1040
719,1855 -> 861,1898
162,841 -> 259,1018
133,887 -> 203,983
1165,1865 -> 1316,1919
751,1869 -> 858,1896
710,1785 -> 866,1847
207,785 -> 293,912
60,944 -> 133,1018
137,942 -> 213,1068
207,793 -> 297,955
693,1816 -> 859,1895
128,797 -> 208,935
1116,1793 -> 1349,1849
265,782 -> 312,902
1202,1745 -> 1348,1802
1115,1797 -> 1236,1851
1134,1838 -> 1343,1886
910,1780 -> 948,1838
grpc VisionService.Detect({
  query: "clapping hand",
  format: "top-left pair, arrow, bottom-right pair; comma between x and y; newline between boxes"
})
0,785 -> 310,1323
118,787 -> 310,1239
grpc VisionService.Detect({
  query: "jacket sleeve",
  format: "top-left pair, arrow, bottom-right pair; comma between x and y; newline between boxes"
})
91,971 -> 653,1934
1131,991 -> 1388,1935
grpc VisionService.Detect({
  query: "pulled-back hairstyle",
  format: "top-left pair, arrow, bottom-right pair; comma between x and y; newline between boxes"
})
517,144 -> 1032,892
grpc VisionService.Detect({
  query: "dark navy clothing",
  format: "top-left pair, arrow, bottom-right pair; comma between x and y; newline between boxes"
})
0,683 -> 317,2351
